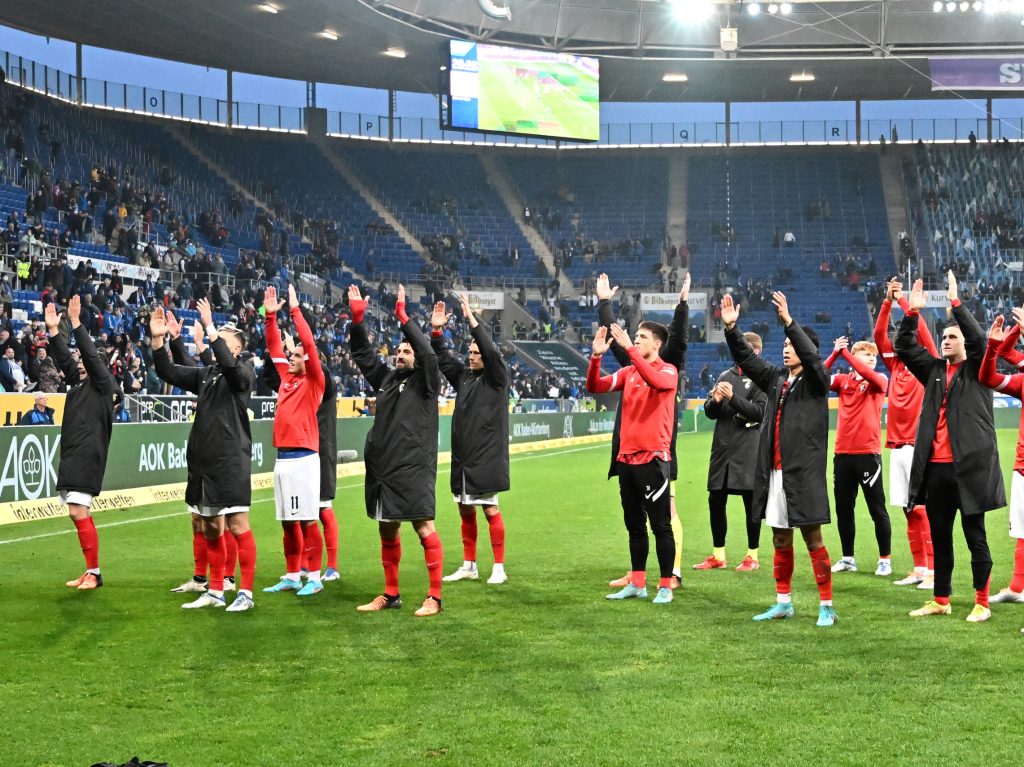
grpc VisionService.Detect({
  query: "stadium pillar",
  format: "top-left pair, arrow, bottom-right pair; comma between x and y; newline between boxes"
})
855,100 -> 861,144
725,102 -> 731,146
227,70 -> 233,127
306,81 -> 317,108
388,89 -> 396,142
75,42 -> 82,105
987,97 -> 993,142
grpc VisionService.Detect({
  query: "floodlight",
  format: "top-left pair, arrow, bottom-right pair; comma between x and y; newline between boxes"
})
780,2 -> 793,12
768,2 -> 779,12
959,2 -> 969,10
933,1 -> 943,8
748,2 -> 762,14
663,74 -> 689,82
945,2 -> 956,9
320,30 -> 338,40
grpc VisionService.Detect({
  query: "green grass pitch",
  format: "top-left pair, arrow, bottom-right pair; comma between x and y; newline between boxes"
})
476,59 -> 598,141
2,432 -> 1024,766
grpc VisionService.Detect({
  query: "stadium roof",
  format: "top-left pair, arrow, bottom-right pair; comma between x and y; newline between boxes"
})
4,0 -> 1024,102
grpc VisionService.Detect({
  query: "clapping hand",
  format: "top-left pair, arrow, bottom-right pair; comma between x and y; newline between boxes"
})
989,315 -> 1006,342
592,326 -> 611,356
263,286 -> 284,314
909,279 -> 926,312
596,273 -> 618,301
772,292 -> 792,326
431,301 -> 452,329
720,294 -> 739,328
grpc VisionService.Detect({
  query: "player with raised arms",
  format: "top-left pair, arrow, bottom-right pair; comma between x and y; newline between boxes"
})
721,291 -> 838,627
261,285 -> 327,599
349,284 -> 446,616
434,292 -> 511,586
46,296 -> 116,591
152,299 -> 257,611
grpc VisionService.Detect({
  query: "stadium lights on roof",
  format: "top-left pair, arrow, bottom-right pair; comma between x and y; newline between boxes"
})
663,73 -> 689,82
959,1 -> 969,9
384,49 -> 407,58
747,2 -> 761,14
780,2 -> 792,12
933,0 -> 942,7
768,3 -> 779,13
945,1 -> 955,9
259,3 -> 278,12
790,73 -> 815,81
667,0 -> 715,19
320,30 -> 338,40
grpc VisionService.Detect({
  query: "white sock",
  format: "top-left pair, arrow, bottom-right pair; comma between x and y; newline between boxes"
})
777,594 -> 792,604
308,570 -> 321,583
843,557 -> 855,564
286,572 -> 301,582
208,590 -> 224,599
87,568 -> 100,575
915,566 -> 927,575
672,567 -> 681,577
464,560 -> 477,571
492,563 -> 505,574
240,589 -> 253,598
820,599 -> 833,607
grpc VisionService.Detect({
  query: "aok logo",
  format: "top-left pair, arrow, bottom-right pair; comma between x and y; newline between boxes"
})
0,434 -> 60,501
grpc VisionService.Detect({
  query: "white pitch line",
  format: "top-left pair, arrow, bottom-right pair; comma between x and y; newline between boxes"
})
0,443 -> 608,545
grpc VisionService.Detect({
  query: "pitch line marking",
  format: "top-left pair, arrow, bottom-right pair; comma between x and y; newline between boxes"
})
0,445 -> 606,545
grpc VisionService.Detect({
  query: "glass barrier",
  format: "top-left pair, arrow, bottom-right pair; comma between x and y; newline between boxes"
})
4,48 -> 1024,148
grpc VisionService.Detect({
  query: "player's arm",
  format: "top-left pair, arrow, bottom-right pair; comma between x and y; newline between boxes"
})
44,302 -> 79,383
211,336 -> 254,393
704,373 -> 727,419
662,273 -> 691,368
461,294 -> 507,387
150,308 -> 203,393
981,318 -> 1024,397
874,296 -> 895,370
262,285 -> 290,378
721,295 -> 781,393
392,286 -> 439,397
998,321 -> 1024,368
952,302 -> 987,366
430,300 -> 463,388
606,322 -> 676,390
897,295 -> 938,357
596,274 -> 631,368
841,348 -> 889,392
169,335 -> 198,367
67,297 -> 113,390
349,321 -> 388,391
730,380 -> 767,425
894,281 -> 939,385
287,285 -> 323,388
586,326 -> 625,393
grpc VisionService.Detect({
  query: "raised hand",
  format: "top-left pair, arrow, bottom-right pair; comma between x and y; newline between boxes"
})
44,302 -> 59,333
720,294 -> 739,328
679,271 -> 691,302
192,320 -> 207,353
348,284 -> 363,303
608,322 -> 632,349
263,285 -> 284,314
68,295 -> 81,328
909,279 -> 926,312
947,270 -> 958,303
596,273 -> 618,301
1013,306 -> 1024,331
834,336 -> 849,352
287,284 -> 298,309
718,380 -> 734,400
197,298 -> 213,329
772,292 -> 792,326
397,284 -> 405,305
283,330 -> 296,354
459,292 -> 478,328
989,314 -> 1006,342
150,306 -> 168,337
431,300 -> 452,329
592,325 -> 611,356
886,278 -> 902,302
165,309 -> 183,339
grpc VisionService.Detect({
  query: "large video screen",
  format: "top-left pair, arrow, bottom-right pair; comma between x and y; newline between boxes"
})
448,40 -> 599,142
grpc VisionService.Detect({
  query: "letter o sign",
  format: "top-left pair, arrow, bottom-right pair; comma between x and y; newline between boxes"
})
150,96 -> 159,107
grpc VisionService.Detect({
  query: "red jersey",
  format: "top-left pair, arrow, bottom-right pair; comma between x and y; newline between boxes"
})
587,347 -> 677,463
981,328 -> 1024,473
874,297 -> 937,448
825,348 -> 888,455
772,378 -> 792,470
266,305 -> 325,451
931,360 -> 962,463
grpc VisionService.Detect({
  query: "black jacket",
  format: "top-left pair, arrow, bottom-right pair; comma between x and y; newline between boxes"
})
704,366 -> 767,492
264,356 -> 338,501
895,303 -> 1005,514
598,298 -> 687,480
51,324 -> 116,496
351,318 -> 440,521
726,321 -> 831,527
433,322 -> 510,497
153,335 -> 255,508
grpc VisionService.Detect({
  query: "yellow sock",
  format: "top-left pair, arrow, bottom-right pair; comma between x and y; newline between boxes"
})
713,547 -> 726,562
671,515 -> 683,571
747,548 -> 759,562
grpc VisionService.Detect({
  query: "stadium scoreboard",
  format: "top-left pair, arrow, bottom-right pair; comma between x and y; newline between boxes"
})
446,40 -> 599,142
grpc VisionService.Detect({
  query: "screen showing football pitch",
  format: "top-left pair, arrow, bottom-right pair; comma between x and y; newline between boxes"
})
448,40 -> 599,142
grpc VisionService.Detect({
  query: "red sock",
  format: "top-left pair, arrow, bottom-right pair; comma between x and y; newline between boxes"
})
421,532 -> 444,600
192,530 -> 208,578
382,536 -> 401,596
73,517 -> 99,570
319,507 -> 339,570
282,522 -> 304,574
205,534 -> 226,592
935,595 -> 950,606
977,577 -> 991,609
918,507 -> 934,570
631,570 -> 647,589
224,530 -> 238,580
488,512 -> 505,564
810,546 -> 833,602
303,523 -> 324,574
659,576 -> 673,589
234,530 -> 257,592
1011,539 -> 1024,593
774,546 -> 794,596
461,512 -> 478,562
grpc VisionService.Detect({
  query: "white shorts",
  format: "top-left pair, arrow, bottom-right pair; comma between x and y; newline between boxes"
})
454,475 -> 498,506
60,490 -> 93,509
1010,471 -> 1024,540
888,444 -> 914,509
274,452 -> 322,522
188,504 -> 249,518
320,500 -> 333,510
765,469 -> 790,529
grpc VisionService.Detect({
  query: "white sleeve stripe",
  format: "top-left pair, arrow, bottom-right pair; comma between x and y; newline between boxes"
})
882,353 -> 896,358
610,371 -> 618,389
997,375 -> 1012,392
1016,360 -> 1024,369
271,357 -> 287,364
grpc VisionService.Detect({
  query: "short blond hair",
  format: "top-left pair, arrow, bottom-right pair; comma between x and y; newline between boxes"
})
743,332 -> 762,351
851,341 -> 878,356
